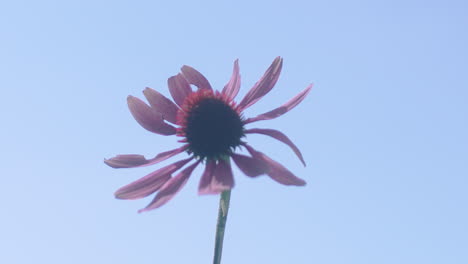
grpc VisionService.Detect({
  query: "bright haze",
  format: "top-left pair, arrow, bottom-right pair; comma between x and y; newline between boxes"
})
1,1 -> 467,263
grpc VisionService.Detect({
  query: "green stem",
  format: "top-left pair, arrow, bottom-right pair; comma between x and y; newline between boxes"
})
212,190 -> 231,264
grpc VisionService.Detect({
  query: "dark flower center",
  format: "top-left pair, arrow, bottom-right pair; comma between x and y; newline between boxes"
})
185,97 -> 244,160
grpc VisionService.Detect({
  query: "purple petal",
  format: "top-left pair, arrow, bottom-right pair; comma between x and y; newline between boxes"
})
104,146 -> 187,168
231,153 -> 269,177
198,160 -> 234,194
244,144 -> 306,186
168,73 -> 192,107
244,84 -> 313,124
245,128 -> 306,166
127,96 -> 176,135
198,160 -> 216,194
237,57 -> 283,111
212,159 -> 235,192
221,59 -> 241,100
181,65 -> 212,90
138,160 -> 201,212
114,158 -> 192,200
104,154 -> 149,168
143,87 -> 179,124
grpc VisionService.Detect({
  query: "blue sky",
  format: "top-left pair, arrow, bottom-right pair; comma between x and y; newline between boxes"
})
1,0 -> 467,263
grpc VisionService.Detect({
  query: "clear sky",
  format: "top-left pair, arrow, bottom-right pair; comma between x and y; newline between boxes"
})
1,0 -> 467,263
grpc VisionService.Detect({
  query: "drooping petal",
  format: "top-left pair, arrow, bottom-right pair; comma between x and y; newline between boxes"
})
198,160 -> 234,194
138,160 -> 201,212
213,159 -> 235,192
104,155 -> 148,168
127,96 -> 177,135
114,157 -> 193,200
168,73 -> 192,107
237,57 -> 283,111
198,160 -> 216,194
221,59 -> 241,100
244,144 -> 306,186
181,65 -> 212,90
231,153 -> 269,177
244,84 -> 313,124
104,145 -> 187,168
245,128 -> 306,166
143,87 -> 179,124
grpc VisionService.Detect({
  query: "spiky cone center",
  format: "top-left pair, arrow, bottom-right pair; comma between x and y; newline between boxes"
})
177,89 -> 244,161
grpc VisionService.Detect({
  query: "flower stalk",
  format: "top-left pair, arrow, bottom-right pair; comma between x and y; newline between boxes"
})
213,190 -> 231,264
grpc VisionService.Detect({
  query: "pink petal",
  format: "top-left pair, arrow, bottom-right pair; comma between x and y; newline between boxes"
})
231,153 -> 269,177
214,159 -> 235,192
237,57 -> 283,111
167,73 -> 192,107
114,157 -> 193,200
143,87 -> 179,124
244,84 -> 313,124
104,154 -> 149,168
198,160 -> 216,194
104,145 -> 187,168
127,96 -> 176,135
221,59 -> 241,100
244,144 -> 306,186
198,160 -> 234,194
138,160 -> 201,212
181,65 -> 212,90
245,128 -> 306,166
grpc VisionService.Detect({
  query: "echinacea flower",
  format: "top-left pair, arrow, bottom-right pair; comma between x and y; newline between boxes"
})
105,57 -> 312,212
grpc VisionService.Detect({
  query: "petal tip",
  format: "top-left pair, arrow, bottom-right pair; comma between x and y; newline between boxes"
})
104,158 -> 122,168
126,95 -> 140,106
197,190 -> 219,195
274,56 -> 283,65
167,75 -> 177,83
114,192 -> 124,199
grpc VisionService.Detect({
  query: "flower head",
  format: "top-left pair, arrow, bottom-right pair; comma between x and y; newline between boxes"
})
105,57 -> 313,212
